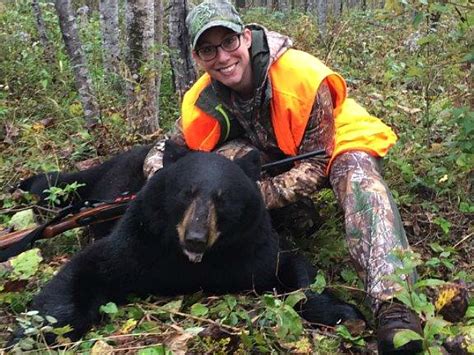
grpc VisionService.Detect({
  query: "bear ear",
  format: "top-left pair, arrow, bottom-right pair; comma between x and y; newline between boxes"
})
163,140 -> 190,166
234,150 -> 261,181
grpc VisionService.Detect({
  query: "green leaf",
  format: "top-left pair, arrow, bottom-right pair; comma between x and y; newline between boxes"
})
185,326 -> 205,335
190,303 -> 209,317
393,329 -> 423,349
100,302 -> 119,315
336,325 -> 366,346
52,325 -> 73,336
276,305 -> 303,340
160,299 -> 183,313
138,345 -> 172,355
8,209 -> 36,230
284,291 -> 306,308
433,217 -> 451,235
224,295 -> 237,310
417,34 -> 436,46
414,279 -> 446,289
10,249 -> 43,280
310,271 -> 326,294
45,315 -> 57,324
466,306 -> 474,319
412,12 -> 424,27
424,317 -> 449,340
459,202 -> 474,213
427,346 -> 445,355
263,294 -> 278,307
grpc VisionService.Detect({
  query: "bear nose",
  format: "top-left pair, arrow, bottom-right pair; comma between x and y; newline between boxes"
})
184,230 -> 208,253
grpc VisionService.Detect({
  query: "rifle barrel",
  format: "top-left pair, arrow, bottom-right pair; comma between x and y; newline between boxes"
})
261,149 -> 326,170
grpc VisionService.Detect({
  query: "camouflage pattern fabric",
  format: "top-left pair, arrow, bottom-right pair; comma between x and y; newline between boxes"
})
186,0 -> 244,49
330,151 -> 417,312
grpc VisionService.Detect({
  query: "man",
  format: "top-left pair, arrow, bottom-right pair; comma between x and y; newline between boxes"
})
144,1 -> 422,353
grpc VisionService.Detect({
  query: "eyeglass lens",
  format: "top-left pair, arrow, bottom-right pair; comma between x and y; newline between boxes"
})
196,34 -> 241,61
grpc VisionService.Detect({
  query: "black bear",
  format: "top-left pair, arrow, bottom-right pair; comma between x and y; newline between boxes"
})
10,141 -> 364,343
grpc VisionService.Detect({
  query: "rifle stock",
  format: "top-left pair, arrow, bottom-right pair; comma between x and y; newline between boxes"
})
0,227 -> 36,249
0,201 -> 131,250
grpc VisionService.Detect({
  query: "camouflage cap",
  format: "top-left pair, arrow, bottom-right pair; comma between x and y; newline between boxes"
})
186,0 -> 244,50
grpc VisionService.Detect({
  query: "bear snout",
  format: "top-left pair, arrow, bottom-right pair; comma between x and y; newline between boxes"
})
182,234 -> 207,263
176,196 -> 220,263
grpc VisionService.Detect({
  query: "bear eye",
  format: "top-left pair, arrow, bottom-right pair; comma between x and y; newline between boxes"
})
213,189 -> 224,203
179,185 -> 198,200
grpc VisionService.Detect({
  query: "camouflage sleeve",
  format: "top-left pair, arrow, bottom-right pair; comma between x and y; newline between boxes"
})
329,151 -> 416,312
259,80 -> 335,209
143,118 -> 187,178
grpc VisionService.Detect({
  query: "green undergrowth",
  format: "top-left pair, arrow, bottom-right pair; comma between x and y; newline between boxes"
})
1,1 -> 473,353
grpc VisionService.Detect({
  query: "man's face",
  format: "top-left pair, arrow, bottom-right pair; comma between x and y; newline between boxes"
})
193,27 -> 253,96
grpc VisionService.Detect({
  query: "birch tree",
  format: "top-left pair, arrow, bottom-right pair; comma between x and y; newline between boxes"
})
169,0 -> 196,101
306,0 -> 316,13
316,0 -> 328,35
32,0 -> 56,64
125,0 -> 158,134
154,0 -> 164,123
55,0 -> 99,129
99,0 -> 121,77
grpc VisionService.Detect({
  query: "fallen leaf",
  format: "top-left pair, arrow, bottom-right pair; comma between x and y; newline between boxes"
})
91,340 -> 114,355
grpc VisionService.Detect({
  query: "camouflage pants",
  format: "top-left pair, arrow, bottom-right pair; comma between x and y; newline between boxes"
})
143,139 -> 416,312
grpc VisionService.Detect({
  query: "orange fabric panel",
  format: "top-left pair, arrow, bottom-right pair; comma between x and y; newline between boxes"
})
269,49 -> 346,156
182,74 -> 220,151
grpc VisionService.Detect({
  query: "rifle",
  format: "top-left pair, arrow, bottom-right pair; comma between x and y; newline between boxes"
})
0,148 -> 326,261
0,195 -> 135,261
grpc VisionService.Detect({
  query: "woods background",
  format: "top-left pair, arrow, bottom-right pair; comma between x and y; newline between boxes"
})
0,0 -> 473,353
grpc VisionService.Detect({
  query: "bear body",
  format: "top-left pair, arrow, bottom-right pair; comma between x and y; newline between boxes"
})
17,145 -> 152,237
18,144 -> 152,207
14,142 -> 363,342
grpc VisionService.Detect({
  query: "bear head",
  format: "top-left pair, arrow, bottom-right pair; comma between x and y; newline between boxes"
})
140,141 -> 268,263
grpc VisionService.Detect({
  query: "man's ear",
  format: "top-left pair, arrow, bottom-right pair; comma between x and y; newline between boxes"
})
163,140 -> 190,166
235,150 -> 261,181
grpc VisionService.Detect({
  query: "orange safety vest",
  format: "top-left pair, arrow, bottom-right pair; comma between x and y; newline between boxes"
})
182,49 -> 397,170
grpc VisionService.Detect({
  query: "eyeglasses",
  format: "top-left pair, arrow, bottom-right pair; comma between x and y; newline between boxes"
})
195,33 -> 242,61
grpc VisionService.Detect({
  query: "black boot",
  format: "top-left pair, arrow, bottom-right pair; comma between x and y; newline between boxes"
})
377,302 -> 423,354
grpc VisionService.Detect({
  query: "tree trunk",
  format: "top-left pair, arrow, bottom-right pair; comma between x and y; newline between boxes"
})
99,0 -> 121,77
168,0 -> 196,102
154,0 -> 164,127
125,0 -> 158,134
235,0 -> 246,9
276,0 -> 290,12
55,0 -> 99,129
333,0 -> 342,17
316,0 -> 328,35
306,0 -> 316,14
31,0 -> 56,64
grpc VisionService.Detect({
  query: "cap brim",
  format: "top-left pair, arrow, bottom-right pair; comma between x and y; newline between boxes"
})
192,21 -> 243,49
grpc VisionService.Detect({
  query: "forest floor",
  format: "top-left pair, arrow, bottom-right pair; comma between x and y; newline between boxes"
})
0,2 -> 473,354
